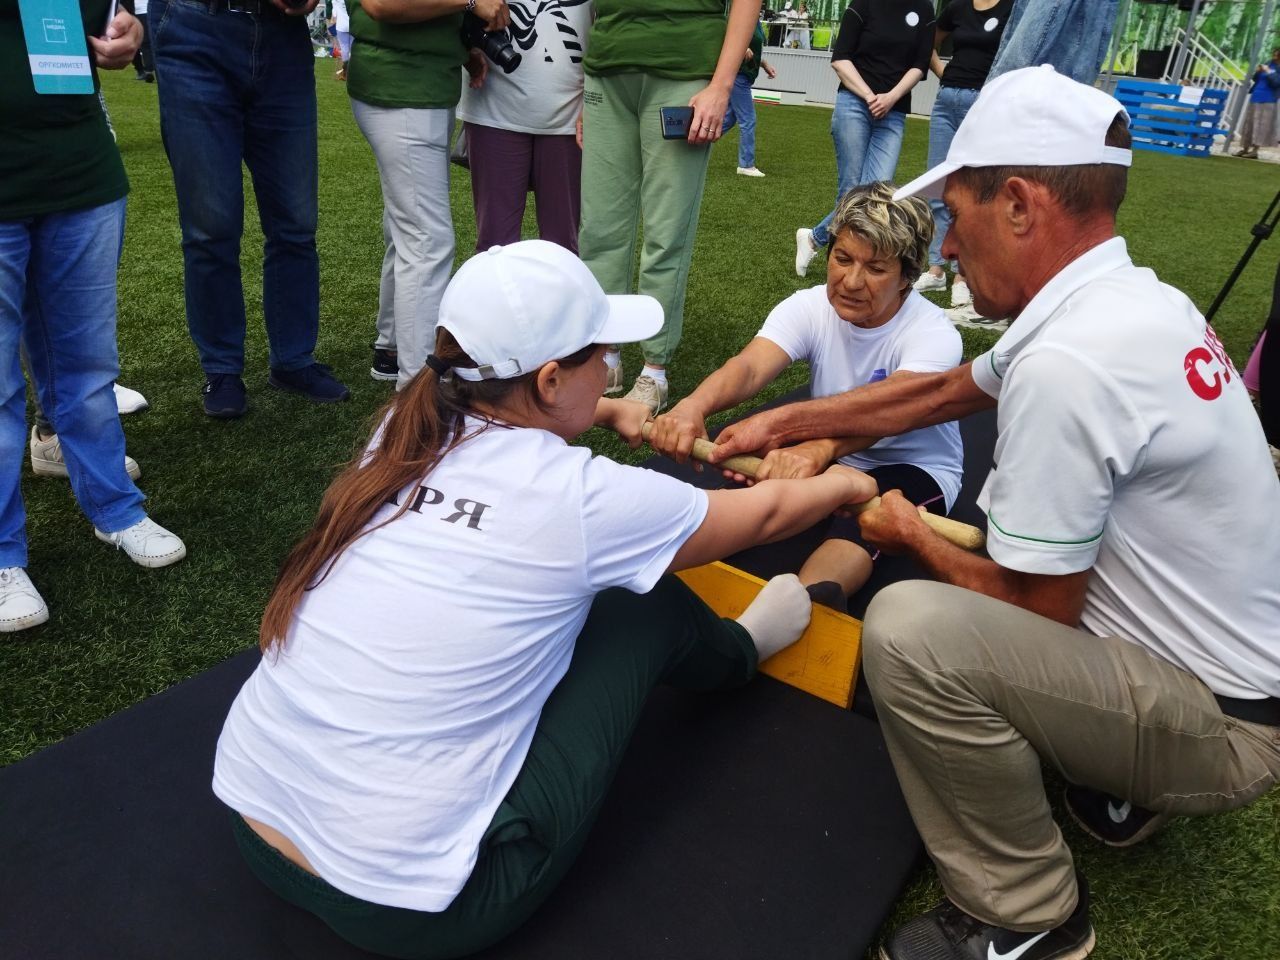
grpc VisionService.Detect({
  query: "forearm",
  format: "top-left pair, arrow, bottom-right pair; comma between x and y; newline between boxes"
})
888,67 -> 924,104
751,472 -> 876,542
832,60 -> 874,100
682,356 -> 774,422
929,51 -> 945,79
710,0 -> 763,91
361,0 -> 466,25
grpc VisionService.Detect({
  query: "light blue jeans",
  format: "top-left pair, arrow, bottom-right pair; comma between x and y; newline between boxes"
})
722,73 -> 758,168
0,199 -> 146,567
989,0 -> 1120,86
925,86 -> 980,268
812,90 -> 906,246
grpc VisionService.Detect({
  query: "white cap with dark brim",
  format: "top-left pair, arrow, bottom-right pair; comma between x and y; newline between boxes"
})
893,65 -> 1133,202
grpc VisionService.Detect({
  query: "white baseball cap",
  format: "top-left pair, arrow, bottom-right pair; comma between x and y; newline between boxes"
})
893,65 -> 1132,202
438,240 -> 662,381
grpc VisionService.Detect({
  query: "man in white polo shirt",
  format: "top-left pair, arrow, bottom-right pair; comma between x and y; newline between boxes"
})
708,65 -> 1280,960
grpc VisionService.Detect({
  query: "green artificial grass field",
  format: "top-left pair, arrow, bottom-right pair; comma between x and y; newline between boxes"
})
4,63 -> 1279,957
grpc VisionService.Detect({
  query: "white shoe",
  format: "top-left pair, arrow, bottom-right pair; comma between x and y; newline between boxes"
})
113,383 -> 149,415
623,375 -> 669,415
795,228 -> 819,278
30,427 -> 141,482
0,567 -> 49,632
912,272 -> 947,293
947,303 -> 1009,330
604,358 -> 624,396
94,517 -> 187,569
737,166 -> 766,177
950,278 -> 972,307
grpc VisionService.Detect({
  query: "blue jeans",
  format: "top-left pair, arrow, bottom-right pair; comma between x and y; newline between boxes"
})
989,0 -> 1120,86
812,90 -> 906,246
925,86 -> 980,268
722,73 -> 758,168
0,200 -> 146,567
151,0 -> 319,375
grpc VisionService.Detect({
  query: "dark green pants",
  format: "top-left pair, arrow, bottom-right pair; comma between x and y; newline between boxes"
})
231,575 -> 757,959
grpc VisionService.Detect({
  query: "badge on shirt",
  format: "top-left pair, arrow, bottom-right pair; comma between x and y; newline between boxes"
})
17,0 -> 95,94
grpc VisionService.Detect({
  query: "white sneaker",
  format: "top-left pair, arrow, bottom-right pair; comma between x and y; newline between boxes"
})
604,360 -> 624,396
912,272 -> 947,293
795,228 -> 819,278
950,278 -> 972,307
94,517 -> 187,569
737,166 -> 766,177
113,383 -> 150,415
30,427 -> 141,482
623,375 -> 669,415
947,303 -> 1009,330
0,567 -> 49,632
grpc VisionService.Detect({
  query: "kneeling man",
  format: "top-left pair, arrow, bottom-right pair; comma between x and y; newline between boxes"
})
710,66 -> 1280,960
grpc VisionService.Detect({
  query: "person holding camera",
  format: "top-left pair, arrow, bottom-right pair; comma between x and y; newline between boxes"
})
578,0 -> 764,414
349,0 -> 509,389
1235,48 -> 1280,160
456,0 -> 591,254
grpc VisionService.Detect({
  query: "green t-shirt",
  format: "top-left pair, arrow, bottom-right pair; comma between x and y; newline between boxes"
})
584,0 -> 727,80
739,22 -> 763,84
347,1 -> 467,110
0,0 -> 128,220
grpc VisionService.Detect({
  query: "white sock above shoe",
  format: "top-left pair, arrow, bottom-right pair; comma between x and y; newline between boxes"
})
736,573 -> 812,661
640,364 -> 668,387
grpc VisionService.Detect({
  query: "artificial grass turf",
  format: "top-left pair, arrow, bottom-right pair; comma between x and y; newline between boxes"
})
3,63 -> 1279,957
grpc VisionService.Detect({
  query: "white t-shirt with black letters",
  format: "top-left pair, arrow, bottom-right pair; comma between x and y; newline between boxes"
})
213,420 -> 707,912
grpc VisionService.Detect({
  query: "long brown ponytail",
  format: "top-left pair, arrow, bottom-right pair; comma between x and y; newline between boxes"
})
258,330 -> 597,653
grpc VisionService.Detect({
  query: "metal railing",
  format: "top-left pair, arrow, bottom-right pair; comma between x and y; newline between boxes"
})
1163,26 -> 1249,131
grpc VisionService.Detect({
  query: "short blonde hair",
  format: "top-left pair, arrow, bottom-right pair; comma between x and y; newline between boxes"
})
828,181 -> 934,286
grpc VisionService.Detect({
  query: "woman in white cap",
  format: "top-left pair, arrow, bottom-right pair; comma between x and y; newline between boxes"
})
211,240 -> 875,959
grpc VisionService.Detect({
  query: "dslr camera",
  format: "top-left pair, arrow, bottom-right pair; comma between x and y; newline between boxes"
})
462,12 -> 522,75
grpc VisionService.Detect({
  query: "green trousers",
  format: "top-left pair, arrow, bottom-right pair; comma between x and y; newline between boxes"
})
231,575 -> 757,959
578,72 -> 713,367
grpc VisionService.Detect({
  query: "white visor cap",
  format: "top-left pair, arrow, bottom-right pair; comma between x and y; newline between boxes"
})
439,240 -> 663,381
893,64 -> 1132,202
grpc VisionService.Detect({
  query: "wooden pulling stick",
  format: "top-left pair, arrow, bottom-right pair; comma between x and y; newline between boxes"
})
641,422 -> 986,552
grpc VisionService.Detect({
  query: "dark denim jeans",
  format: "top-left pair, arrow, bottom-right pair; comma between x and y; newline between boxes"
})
0,200 -> 146,567
811,90 -> 905,246
151,0 -> 319,375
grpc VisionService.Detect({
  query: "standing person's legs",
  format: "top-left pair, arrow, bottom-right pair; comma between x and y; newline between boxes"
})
152,0 -> 253,377
242,14 -> 321,376
375,206 -> 397,356
1239,103 -> 1259,153
22,200 -> 146,536
862,580 -> 1280,933
466,123 -> 534,250
633,74 -> 712,368
0,221 -> 32,570
529,133 -> 582,253
729,73 -> 758,169
351,100 -> 455,390
924,87 -> 975,273
579,73 -> 644,296
859,109 -> 906,185
811,89 -> 873,245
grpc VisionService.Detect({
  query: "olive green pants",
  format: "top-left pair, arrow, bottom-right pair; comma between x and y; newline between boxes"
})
231,575 -> 757,959
862,580 -> 1280,933
578,72 -> 712,367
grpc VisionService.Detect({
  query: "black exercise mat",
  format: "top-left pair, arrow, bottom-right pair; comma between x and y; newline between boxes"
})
0,650 -> 920,960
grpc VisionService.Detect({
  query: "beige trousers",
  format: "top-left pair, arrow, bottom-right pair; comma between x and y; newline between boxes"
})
862,580 -> 1280,932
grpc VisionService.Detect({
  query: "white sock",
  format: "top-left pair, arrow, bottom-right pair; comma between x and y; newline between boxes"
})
736,573 -> 812,662
640,364 -> 668,386
604,349 -> 621,370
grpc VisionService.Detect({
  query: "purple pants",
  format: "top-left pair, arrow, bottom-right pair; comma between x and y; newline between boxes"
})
464,122 -> 581,254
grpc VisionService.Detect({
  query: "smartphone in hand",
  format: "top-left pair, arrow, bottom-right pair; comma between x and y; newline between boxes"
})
659,106 -> 694,141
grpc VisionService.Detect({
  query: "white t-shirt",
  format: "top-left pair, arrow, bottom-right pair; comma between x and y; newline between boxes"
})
213,421 -> 708,912
331,0 -> 349,34
759,285 -> 965,510
456,0 -> 592,136
972,237 -> 1280,699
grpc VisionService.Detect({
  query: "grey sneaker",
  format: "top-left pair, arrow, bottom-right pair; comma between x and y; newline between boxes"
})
623,375 -> 669,415
95,517 -> 187,569
30,427 -> 140,482
0,567 -> 49,632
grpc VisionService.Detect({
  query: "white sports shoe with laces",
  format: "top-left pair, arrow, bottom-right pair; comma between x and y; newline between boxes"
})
30,427 -> 141,481
94,517 -> 187,569
0,567 -> 49,632
794,228 -> 819,277
622,375 -> 669,415
113,383 -> 149,415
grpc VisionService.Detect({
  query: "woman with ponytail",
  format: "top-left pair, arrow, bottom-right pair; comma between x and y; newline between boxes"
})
212,240 -> 876,960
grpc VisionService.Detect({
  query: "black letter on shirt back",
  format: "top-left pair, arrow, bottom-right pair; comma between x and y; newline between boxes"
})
442,499 -> 490,530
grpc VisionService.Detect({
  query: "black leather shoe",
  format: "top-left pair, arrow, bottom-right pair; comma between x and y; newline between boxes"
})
880,873 -> 1095,960
202,374 -> 248,419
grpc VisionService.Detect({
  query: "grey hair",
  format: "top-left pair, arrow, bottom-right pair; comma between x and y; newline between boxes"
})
828,181 -> 934,286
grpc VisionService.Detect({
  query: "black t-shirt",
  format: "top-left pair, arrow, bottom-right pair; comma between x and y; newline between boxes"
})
937,0 -> 1014,90
830,0 -> 935,114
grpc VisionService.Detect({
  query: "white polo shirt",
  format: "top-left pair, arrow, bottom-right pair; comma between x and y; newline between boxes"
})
759,285 -> 965,510
214,421 -> 707,912
972,237 -> 1280,699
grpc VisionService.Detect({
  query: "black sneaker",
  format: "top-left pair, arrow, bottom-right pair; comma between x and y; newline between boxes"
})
268,363 -> 350,404
1064,784 -> 1166,848
202,374 -> 248,419
880,874 -> 1095,960
370,346 -> 398,382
